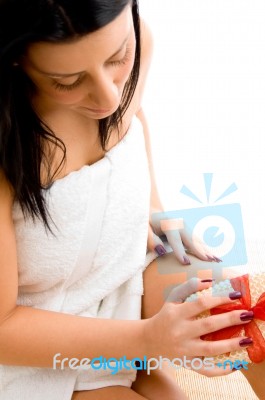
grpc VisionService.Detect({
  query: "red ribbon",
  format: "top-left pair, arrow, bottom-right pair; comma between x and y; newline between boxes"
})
201,274 -> 265,363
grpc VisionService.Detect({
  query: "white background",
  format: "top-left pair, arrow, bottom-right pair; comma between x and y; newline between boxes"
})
139,1 -> 265,262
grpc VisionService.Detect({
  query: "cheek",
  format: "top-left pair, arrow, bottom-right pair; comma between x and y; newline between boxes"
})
117,60 -> 135,85
47,90 -> 85,105
113,47 -> 136,87
39,84 -> 88,105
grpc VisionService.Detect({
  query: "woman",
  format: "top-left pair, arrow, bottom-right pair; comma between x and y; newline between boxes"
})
0,1 -> 262,399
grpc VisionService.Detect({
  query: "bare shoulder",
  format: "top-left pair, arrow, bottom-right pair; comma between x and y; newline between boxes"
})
123,18 -> 153,126
134,20 -> 153,129
0,170 -> 18,324
135,18 -> 153,110
140,18 -> 153,60
140,18 -> 154,76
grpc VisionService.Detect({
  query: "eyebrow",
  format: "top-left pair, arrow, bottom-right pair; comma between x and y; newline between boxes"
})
39,33 -> 131,78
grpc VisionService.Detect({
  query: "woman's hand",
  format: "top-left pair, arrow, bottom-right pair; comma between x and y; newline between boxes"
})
181,356 -> 237,377
142,278 -> 253,367
147,216 -> 222,265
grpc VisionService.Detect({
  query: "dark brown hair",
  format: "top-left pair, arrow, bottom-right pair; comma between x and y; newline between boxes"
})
0,0 -> 141,230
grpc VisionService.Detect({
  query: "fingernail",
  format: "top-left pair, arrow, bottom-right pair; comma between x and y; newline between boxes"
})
229,291 -> 242,300
206,255 -> 222,262
183,256 -> 191,265
155,245 -> 167,256
206,255 -> 215,262
240,311 -> 254,321
239,337 -> 253,347
232,364 -> 243,371
213,256 -> 223,263
201,279 -> 215,283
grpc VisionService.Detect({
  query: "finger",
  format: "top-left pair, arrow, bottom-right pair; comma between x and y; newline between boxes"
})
180,230 -> 222,263
166,278 -> 215,303
181,291 -> 244,318
147,224 -> 167,256
163,229 -> 191,265
182,356 -> 236,377
194,308 -> 253,337
193,335 -> 253,358
192,364 -> 235,377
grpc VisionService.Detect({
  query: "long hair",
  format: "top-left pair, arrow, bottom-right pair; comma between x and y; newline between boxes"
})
0,0 -> 141,230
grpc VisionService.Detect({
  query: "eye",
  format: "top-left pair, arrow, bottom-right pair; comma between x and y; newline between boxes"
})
109,47 -> 132,67
52,75 -> 83,92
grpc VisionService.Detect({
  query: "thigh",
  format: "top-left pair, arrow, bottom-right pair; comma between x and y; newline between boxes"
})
142,252 -> 226,319
240,363 -> 265,399
132,362 -> 189,400
71,386 -> 148,400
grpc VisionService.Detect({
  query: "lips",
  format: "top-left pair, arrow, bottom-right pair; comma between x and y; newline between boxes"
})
78,105 -> 119,118
82,107 -> 111,114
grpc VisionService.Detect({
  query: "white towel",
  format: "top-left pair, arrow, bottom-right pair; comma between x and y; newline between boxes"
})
0,116 -> 155,399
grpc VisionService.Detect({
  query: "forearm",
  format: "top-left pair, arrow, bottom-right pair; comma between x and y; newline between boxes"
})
0,305 -> 147,368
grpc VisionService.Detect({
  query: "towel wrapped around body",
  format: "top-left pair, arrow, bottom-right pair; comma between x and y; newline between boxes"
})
0,116 -> 158,400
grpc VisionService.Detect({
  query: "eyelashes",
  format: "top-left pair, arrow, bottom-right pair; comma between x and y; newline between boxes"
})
51,75 -> 84,92
109,46 -> 132,67
51,47 -> 133,92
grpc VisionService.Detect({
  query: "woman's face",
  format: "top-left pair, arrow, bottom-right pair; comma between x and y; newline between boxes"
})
21,5 -> 136,120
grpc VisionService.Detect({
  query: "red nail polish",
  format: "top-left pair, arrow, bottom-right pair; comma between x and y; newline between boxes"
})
229,291 -> 242,300
240,311 -> 254,321
232,364 -> 243,371
213,256 -> 223,263
155,245 -> 167,256
183,256 -> 191,265
206,255 -> 215,262
239,337 -> 253,347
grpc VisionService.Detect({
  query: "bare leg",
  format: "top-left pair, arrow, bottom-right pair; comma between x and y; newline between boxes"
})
71,386 -> 148,400
241,364 -> 265,399
71,374 -> 188,400
142,252 -> 222,319
132,362 -> 189,400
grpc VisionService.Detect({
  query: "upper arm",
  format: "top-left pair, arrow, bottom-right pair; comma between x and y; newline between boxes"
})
125,19 -> 163,211
0,171 -> 18,324
136,108 -> 164,212
134,22 -> 164,211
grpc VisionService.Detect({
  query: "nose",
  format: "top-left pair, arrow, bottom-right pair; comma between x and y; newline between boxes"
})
87,70 -> 120,110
